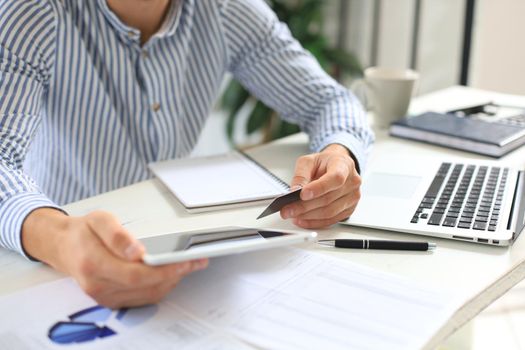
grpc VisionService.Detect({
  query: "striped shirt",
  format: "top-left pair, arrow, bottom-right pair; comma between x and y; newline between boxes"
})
0,0 -> 374,257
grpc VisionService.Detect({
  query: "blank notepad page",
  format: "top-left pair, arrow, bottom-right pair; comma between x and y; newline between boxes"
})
149,151 -> 289,210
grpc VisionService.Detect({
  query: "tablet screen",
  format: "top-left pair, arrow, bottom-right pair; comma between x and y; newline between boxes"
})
142,228 -> 291,254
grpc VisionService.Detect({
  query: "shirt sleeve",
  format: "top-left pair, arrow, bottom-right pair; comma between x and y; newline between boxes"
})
217,0 -> 374,172
0,1 -> 63,258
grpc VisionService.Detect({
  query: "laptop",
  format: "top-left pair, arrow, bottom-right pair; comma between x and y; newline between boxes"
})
341,156 -> 525,246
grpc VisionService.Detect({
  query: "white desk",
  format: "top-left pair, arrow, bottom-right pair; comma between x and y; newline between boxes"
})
1,86 -> 524,349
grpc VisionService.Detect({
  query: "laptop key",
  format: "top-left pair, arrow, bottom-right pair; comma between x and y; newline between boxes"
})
488,225 -> 497,232
425,172 -> 447,198
428,213 -> 443,225
443,217 -> 457,227
473,222 -> 487,230
458,222 -> 471,229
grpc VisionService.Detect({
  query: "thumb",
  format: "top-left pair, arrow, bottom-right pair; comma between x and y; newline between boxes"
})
86,211 -> 145,262
291,155 -> 315,190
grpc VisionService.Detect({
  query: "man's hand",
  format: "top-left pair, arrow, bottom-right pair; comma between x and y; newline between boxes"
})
22,209 -> 207,309
280,144 -> 361,228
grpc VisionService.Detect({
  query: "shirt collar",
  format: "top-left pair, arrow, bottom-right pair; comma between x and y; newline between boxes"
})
97,0 -> 184,44
156,0 -> 183,38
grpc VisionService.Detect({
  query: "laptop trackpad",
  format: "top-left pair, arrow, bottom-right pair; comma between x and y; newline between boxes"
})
362,173 -> 422,199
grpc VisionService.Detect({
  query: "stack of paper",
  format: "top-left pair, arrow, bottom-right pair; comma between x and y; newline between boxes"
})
0,249 -> 459,349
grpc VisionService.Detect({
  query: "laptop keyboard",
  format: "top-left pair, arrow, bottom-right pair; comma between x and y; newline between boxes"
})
411,163 -> 509,231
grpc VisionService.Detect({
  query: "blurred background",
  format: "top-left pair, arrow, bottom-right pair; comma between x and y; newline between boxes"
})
194,0 -> 525,157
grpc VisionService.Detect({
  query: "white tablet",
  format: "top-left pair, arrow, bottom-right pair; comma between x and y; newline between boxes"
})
141,226 -> 318,265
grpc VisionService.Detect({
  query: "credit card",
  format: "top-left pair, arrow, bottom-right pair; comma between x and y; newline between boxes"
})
256,188 -> 302,219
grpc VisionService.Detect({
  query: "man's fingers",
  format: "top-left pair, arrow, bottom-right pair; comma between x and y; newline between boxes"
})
96,282 -> 176,309
295,194 -> 357,221
293,206 -> 357,229
70,210 -> 210,309
86,211 -> 144,261
104,259 -> 207,307
291,155 -> 315,188
108,261 -> 206,307
301,159 -> 349,200
79,246 -> 156,288
108,260 -> 193,287
281,189 -> 342,219
78,241 -> 208,307
110,257 -> 207,287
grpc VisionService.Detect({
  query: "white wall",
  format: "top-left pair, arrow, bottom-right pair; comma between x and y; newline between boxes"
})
416,0 -> 465,94
330,0 -> 465,95
376,0 -> 415,69
470,0 -> 525,95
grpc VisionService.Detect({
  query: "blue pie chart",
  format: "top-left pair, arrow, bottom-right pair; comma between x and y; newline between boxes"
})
48,305 -> 158,344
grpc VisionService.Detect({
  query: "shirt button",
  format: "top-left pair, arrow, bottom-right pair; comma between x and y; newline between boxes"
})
151,102 -> 161,112
141,49 -> 149,59
127,30 -> 136,38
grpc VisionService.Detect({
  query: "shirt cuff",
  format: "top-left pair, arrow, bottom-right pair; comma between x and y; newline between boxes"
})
313,131 -> 369,174
0,192 -> 64,260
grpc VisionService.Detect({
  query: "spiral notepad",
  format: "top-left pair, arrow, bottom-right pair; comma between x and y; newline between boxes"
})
148,151 -> 290,213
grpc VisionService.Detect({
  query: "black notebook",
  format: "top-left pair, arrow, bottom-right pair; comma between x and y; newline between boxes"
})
390,112 -> 525,157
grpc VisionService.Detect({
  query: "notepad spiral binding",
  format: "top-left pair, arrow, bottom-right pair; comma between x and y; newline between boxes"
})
237,150 -> 290,190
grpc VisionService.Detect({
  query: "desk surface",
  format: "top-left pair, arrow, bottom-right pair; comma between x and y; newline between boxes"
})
1,86 -> 525,349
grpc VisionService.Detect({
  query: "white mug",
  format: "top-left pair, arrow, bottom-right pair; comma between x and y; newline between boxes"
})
352,67 -> 419,128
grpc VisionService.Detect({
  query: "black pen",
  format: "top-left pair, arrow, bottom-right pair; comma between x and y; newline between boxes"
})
318,239 -> 436,251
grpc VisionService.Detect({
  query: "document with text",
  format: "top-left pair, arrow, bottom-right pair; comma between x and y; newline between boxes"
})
0,248 -> 460,350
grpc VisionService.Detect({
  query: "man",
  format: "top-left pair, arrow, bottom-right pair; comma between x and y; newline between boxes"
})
0,0 -> 373,308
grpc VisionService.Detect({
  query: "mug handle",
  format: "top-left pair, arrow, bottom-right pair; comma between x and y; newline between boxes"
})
350,79 -> 373,111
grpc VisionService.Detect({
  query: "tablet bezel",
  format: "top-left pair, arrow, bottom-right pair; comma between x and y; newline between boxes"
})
141,226 -> 318,265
